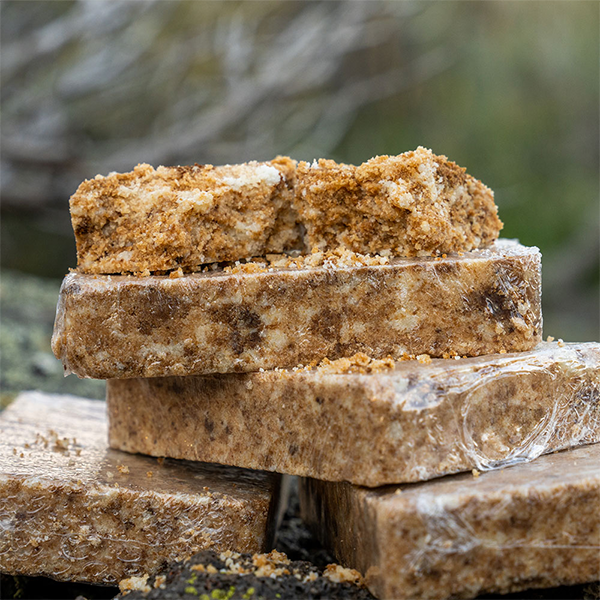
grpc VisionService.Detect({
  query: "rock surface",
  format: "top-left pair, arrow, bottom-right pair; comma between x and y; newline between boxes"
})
115,549 -> 375,599
0,270 -> 104,406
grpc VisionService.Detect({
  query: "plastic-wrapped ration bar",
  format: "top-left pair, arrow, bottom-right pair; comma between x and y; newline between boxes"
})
0,392 -> 281,585
299,442 -> 600,600
107,342 -> 600,487
52,239 -> 541,379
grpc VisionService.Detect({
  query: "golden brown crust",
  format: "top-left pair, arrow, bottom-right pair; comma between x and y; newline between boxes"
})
294,147 -> 502,257
71,157 -> 302,274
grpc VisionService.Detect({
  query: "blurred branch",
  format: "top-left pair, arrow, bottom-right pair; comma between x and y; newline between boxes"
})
1,0 -> 447,211
1,1 -> 163,81
99,3 -> 392,164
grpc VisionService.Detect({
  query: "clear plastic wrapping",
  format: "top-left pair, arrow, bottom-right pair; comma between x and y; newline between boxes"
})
299,442 -> 600,600
107,341 -> 600,487
71,157 -> 300,275
294,147 -> 502,258
0,392 -> 281,585
52,239 -> 542,379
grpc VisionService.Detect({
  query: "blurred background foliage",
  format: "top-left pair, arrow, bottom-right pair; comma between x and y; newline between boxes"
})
1,0 -> 598,401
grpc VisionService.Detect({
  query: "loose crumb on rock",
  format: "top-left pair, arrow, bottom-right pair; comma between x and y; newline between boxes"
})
119,575 -> 151,595
315,353 -> 396,375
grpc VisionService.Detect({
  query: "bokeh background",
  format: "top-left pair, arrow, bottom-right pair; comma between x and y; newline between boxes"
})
1,0 -> 599,404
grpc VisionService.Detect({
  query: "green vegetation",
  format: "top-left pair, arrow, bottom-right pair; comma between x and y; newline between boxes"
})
0,270 -> 105,407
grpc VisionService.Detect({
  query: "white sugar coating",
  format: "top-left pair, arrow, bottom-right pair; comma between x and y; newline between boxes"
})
221,164 -> 282,191
176,190 -> 215,214
379,179 -> 414,209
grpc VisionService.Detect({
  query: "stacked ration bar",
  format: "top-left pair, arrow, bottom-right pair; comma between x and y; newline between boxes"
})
0,392 -> 282,585
4,147 -> 597,599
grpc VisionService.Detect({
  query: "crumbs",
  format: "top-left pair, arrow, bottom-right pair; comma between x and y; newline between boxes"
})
182,550 -> 364,587
281,248 -> 390,270
313,352 -> 396,375
118,575 -> 151,595
128,244 -> 481,278
123,241 -> 482,279
296,350 -> 468,375
323,564 -> 364,586
224,261 -> 269,275
21,430 -> 82,456
308,349 -> 473,374
220,248 -> 391,275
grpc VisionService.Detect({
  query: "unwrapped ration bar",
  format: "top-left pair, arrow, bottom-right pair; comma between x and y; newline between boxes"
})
71,157 -> 300,275
294,147 -> 502,257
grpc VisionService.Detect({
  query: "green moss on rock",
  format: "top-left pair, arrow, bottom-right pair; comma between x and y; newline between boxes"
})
1,270 -> 105,407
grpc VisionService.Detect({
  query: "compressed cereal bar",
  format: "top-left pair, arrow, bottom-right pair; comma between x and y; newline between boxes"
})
294,147 -> 502,257
107,342 -> 600,486
299,442 -> 600,600
71,149 -> 500,275
71,157 -> 300,274
0,392 -> 281,585
52,240 -> 542,379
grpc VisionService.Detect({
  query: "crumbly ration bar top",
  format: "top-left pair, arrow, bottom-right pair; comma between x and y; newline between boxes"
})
107,342 -> 600,487
300,442 -> 600,600
71,148 -> 501,274
0,392 -> 281,585
294,146 -> 502,257
71,156 -> 300,274
52,240 -> 542,378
